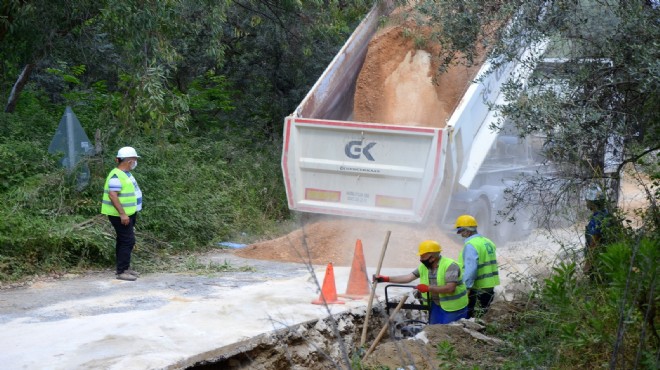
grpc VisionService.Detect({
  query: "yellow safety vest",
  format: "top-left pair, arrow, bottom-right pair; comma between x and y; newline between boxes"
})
101,168 -> 137,216
459,236 -> 500,289
419,257 -> 468,312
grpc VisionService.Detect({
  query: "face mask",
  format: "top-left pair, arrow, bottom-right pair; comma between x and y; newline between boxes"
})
420,257 -> 434,269
130,160 -> 138,170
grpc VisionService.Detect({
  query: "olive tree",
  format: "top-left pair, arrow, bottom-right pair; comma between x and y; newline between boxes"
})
402,1 -> 659,367
401,0 -> 658,230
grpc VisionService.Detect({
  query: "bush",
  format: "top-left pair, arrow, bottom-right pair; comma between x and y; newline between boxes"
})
0,131 -> 289,280
499,236 -> 659,369
123,135 -> 288,249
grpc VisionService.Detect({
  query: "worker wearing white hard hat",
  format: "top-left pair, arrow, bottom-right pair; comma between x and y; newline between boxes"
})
101,146 -> 143,281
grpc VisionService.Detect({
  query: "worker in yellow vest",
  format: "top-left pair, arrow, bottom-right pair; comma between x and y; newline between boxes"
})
455,215 -> 500,318
373,240 -> 468,324
101,147 -> 143,281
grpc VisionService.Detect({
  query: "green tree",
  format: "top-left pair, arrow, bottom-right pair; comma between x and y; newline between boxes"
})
0,0 -> 372,280
401,0 -> 659,209
401,0 -> 659,367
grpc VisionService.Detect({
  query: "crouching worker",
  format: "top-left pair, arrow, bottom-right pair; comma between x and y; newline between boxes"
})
373,240 -> 468,324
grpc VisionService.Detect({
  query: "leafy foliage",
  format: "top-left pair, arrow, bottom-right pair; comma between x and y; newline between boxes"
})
397,2 -> 659,367
400,0 -> 659,229
494,236 -> 659,369
0,0 -> 371,280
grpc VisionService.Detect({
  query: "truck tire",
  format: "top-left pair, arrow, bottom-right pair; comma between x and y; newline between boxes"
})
472,198 -> 494,241
473,197 -> 515,246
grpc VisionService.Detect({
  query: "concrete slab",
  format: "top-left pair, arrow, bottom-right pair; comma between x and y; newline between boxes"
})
0,224 -> 582,369
0,252 -> 413,370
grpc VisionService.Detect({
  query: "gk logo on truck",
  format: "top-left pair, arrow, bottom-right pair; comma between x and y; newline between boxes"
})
345,140 -> 376,161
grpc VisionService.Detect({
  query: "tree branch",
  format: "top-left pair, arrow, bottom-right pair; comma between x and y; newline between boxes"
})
615,145 -> 660,177
4,63 -> 34,113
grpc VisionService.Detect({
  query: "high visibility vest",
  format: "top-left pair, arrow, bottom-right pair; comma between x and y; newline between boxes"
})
419,257 -> 468,312
459,236 -> 500,289
101,168 -> 137,216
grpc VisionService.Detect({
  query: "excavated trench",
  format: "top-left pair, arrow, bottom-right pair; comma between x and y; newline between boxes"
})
183,298 -> 515,370
185,303 -> 399,369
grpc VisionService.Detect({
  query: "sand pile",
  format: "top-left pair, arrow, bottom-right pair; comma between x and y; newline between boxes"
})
235,217 -> 464,269
353,19 -> 482,127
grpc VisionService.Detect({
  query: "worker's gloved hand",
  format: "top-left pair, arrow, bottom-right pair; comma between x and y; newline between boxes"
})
373,274 -> 390,283
415,284 -> 429,293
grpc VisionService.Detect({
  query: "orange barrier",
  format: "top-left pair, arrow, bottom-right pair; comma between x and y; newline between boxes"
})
312,263 -> 345,305
339,239 -> 371,300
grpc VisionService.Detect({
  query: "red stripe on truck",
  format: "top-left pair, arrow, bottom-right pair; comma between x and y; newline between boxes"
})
293,117 -> 437,133
282,117 -> 294,208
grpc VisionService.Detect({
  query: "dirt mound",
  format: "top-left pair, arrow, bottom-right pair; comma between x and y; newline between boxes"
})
361,324 -> 505,369
235,216 -> 464,268
361,301 -> 518,369
353,21 -> 482,127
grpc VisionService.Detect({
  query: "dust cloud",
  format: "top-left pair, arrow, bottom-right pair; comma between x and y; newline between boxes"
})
240,17 -> 483,269
240,10 -> 651,284
236,216 -> 465,270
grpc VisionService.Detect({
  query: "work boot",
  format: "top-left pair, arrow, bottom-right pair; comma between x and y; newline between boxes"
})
116,272 -> 137,281
126,269 -> 140,277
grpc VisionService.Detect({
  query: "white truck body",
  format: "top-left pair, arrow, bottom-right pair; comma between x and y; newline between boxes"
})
281,3 -> 547,237
282,117 -> 445,222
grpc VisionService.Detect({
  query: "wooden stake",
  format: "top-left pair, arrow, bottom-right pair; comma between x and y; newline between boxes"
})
360,230 -> 391,347
362,294 -> 408,361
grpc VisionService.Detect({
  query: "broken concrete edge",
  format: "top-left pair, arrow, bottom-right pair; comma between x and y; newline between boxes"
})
164,302 -> 508,369
167,303 -> 390,369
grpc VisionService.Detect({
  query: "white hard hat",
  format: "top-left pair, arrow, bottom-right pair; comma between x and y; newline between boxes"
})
585,184 -> 604,201
116,146 -> 140,158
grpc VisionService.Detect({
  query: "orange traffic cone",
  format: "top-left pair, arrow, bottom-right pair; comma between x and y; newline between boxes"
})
339,239 -> 372,300
312,263 -> 345,305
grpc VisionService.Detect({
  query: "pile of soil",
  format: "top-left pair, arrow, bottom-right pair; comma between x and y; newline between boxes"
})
361,300 -> 521,369
353,16 -> 483,127
235,217 -> 464,269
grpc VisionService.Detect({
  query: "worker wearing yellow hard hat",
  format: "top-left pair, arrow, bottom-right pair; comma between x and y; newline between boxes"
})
373,240 -> 468,324
455,214 -> 500,318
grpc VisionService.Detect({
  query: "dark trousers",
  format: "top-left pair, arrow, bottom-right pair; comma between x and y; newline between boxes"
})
108,214 -> 136,274
467,287 -> 495,319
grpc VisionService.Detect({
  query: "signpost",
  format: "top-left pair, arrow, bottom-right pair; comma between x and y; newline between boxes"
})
48,106 -> 93,189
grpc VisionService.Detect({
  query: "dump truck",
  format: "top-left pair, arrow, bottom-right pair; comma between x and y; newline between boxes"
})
281,2 -> 548,242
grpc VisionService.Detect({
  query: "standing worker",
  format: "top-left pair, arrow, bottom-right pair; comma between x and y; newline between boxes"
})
455,215 -> 500,319
584,185 -> 613,281
101,146 -> 143,281
373,240 -> 468,324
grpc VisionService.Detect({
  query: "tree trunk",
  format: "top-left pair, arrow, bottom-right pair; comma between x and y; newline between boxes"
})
5,63 -> 34,113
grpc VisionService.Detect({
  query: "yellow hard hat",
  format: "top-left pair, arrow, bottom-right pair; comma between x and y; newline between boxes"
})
418,240 -> 441,255
454,214 -> 478,229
